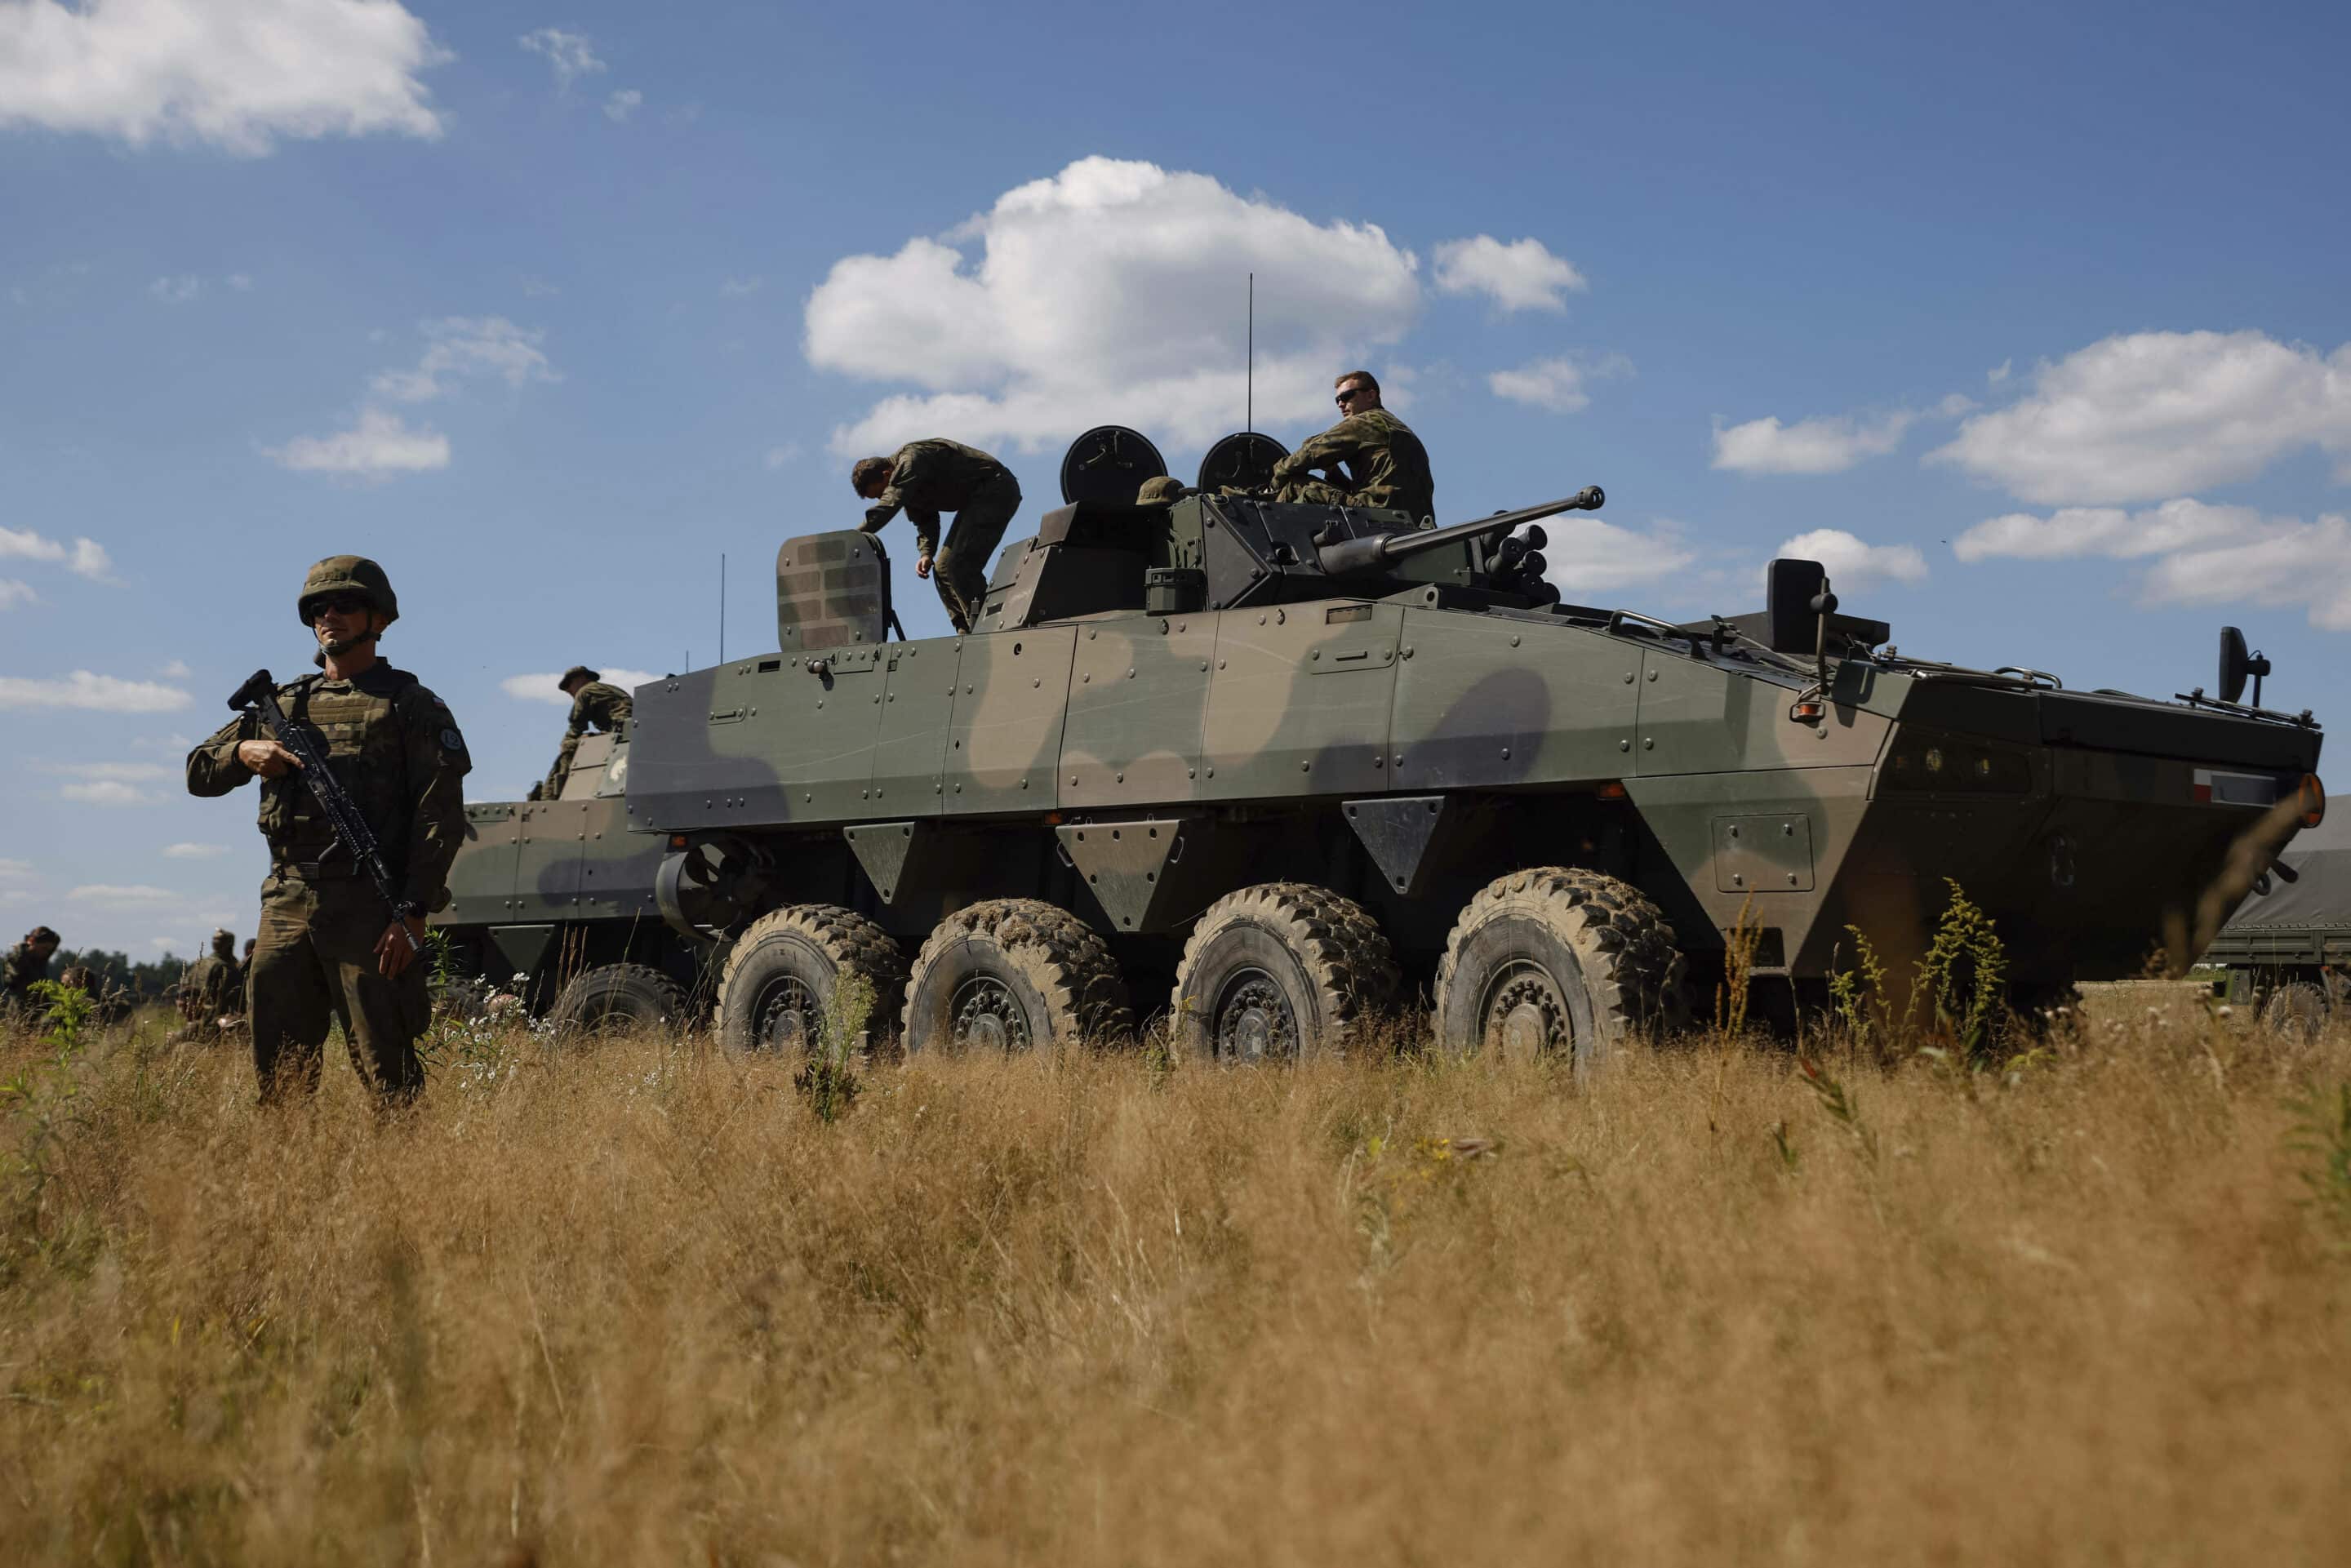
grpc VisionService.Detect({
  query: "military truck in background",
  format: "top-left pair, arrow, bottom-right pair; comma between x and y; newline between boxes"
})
522,424 -> 2327,1064
2207,800 -> 2348,1036
433,729 -> 704,1031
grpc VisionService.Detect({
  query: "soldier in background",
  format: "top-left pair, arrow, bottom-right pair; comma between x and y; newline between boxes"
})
174,928 -> 242,1042
1136,476 -> 1186,504
852,440 -> 1023,633
544,665 -> 633,798
238,938 -> 256,1012
2,926 -> 61,1019
186,557 -> 471,1104
55,965 -> 131,1028
1267,371 -> 1435,520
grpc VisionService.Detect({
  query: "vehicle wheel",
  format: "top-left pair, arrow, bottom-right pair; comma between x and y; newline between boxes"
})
1171,882 -> 1399,1064
902,899 -> 1133,1054
548,962 -> 687,1038
1433,867 -> 1688,1068
718,905 -> 907,1055
2260,980 -> 2332,1043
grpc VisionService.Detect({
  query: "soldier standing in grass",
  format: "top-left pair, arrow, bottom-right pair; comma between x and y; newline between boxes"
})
851,440 -> 1022,633
172,928 -> 242,1042
186,557 -> 470,1104
544,664 -> 633,798
2,926 -> 62,1019
1267,371 -> 1436,520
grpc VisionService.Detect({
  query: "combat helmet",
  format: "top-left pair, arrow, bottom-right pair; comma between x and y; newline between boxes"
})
297,557 -> 398,626
560,664 -> 601,690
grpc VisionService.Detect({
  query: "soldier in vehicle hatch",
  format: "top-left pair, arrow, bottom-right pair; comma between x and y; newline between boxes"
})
185,556 -> 470,1105
1265,370 -> 1435,520
545,665 -> 633,798
851,439 -> 1023,633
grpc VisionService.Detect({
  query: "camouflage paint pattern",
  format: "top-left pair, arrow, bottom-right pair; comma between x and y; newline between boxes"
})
495,491 -> 2328,1001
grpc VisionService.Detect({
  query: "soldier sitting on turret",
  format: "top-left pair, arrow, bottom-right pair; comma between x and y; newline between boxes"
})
544,665 -> 632,798
1263,371 -> 1435,521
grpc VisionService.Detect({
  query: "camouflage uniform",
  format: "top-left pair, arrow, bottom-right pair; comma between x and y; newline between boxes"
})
56,966 -> 131,1028
175,931 -> 242,1042
547,678 -> 633,797
1136,476 -> 1186,504
1269,407 -> 1435,519
187,664 -> 470,1102
2,930 -> 60,1019
861,439 -> 1021,633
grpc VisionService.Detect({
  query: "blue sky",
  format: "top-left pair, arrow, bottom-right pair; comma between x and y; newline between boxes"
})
4,0 -> 2349,957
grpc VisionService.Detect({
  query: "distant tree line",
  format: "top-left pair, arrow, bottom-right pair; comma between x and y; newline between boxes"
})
53,948 -> 196,1002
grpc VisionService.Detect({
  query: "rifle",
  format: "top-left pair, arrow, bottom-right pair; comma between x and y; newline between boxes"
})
227,669 -> 422,955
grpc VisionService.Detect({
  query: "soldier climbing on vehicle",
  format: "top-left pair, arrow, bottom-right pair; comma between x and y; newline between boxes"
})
851,439 -> 1023,633
545,664 -> 633,798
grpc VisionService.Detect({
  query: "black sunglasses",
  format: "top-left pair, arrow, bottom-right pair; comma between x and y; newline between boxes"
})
1335,385 -> 1367,406
304,591 -> 370,620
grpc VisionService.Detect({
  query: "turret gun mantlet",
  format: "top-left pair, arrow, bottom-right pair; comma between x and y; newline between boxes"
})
1313,486 -> 1605,575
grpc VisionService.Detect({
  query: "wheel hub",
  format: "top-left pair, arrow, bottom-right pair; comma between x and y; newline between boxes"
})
952,975 -> 1032,1053
755,978 -> 820,1051
1213,969 -> 1297,1064
1483,966 -> 1571,1063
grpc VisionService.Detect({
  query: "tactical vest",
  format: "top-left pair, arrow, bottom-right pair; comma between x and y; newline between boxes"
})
256,669 -> 421,877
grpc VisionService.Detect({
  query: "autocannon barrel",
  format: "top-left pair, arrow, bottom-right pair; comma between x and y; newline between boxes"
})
1315,486 -> 1603,575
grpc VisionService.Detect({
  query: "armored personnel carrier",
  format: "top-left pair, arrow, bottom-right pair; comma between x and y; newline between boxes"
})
433,729 -> 701,1030
543,426 -> 2322,1064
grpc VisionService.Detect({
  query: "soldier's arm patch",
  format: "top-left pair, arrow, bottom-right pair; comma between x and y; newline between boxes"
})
442,726 -> 467,753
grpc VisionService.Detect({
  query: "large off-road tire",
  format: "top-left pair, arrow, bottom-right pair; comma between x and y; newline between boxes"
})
902,899 -> 1133,1054
1433,867 -> 1688,1067
548,962 -> 688,1039
718,905 -> 907,1055
2260,980 -> 2332,1043
1170,882 -> 1400,1064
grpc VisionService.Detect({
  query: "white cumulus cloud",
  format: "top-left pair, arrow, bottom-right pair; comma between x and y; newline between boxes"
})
148,273 -> 198,303
0,0 -> 447,155
1952,498 -> 2274,563
1540,518 -> 1698,595
1488,353 -> 1630,415
2137,515 -> 2351,633
62,780 -> 153,806
518,28 -> 603,87
1953,498 -> 2351,633
370,316 -> 555,402
1932,331 -> 2351,505
501,669 -> 662,707
274,317 -> 552,478
1775,529 -> 1929,592
804,157 -> 1422,456
1432,235 -> 1587,313
1714,395 -> 1972,477
0,671 -> 190,712
0,526 -> 114,580
162,842 -> 228,860
1714,410 -> 1919,475
0,580 -> 35,610
65,883 -> 180,906
603,88 -> 642,123
268,407 -> 448,477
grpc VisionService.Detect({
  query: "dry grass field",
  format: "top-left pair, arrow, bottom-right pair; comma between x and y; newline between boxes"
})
3,988 -> 2349,1565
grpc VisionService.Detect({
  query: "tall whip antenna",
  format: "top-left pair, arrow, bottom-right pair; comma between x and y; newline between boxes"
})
1246,272 -> 1254,433
718,552 -> 727,664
